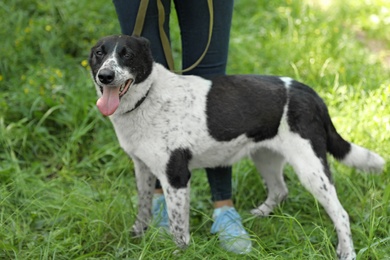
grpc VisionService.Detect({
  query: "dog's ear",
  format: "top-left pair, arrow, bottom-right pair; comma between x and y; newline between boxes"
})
138,36 -> 150,48
129,35 -> 150,49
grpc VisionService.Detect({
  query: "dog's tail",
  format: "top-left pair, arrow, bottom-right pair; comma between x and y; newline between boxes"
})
325,114 -> 385,173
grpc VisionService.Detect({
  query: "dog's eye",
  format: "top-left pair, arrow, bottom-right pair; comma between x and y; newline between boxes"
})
123,53 -> 134,59
95,50 -> 104,57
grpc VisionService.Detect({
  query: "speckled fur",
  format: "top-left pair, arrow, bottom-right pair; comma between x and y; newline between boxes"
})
89,35 -> 385,260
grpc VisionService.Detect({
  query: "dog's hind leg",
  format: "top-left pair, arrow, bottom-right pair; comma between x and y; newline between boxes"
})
131,156 -> 156,237
250,149 -> 287,216
286,137 -> 356,260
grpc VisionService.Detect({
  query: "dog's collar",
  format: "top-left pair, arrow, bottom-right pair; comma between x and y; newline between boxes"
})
124,89 -> 150,114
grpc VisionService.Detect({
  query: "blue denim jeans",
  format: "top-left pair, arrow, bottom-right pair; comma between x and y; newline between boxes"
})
113,0 -> 234,201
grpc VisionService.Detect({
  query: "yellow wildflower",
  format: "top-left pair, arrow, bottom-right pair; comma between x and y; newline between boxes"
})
81,60 -> 89,67
55,69 -> 63,78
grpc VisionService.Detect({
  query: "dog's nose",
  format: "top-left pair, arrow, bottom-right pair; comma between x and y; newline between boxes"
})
98,69 -> 115,84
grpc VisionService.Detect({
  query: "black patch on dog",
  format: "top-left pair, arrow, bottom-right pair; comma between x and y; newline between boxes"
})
287,81 -> 329,158
89,35 -> 153,84
206,75 -> 287,142
166,148 -> 192,189
286,80 -> 350,181
326,127 -> 351,160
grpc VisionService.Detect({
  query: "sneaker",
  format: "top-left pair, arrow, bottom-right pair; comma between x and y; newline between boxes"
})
152,194 -> 170,232
211,206 -> 252,254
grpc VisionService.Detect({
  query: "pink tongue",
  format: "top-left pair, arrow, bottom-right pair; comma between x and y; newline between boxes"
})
96,87 -> 120,116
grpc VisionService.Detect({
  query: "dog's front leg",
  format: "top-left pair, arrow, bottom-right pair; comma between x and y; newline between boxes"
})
159,149 -> 192,248
162,184 -> 191,248
131,156 -> 156,237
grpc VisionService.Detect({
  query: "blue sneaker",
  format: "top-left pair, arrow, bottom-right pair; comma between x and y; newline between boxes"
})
211,206 -> 252,254
152,194 -> 169,232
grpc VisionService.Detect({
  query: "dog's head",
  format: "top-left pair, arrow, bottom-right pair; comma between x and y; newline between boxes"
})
89,35 -> 153,116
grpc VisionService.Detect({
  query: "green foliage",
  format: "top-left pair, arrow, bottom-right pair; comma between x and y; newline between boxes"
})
0,0 -> 389,259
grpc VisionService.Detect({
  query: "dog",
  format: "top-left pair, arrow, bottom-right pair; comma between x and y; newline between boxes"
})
88,35 -> 385,260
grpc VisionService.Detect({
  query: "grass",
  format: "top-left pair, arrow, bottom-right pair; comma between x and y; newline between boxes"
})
0,0 -> 389,259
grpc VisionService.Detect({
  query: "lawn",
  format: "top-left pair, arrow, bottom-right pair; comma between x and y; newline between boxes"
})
0,0 -> 389,259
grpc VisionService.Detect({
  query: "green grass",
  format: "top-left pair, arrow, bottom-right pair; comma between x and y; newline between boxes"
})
1,0 -> 389,259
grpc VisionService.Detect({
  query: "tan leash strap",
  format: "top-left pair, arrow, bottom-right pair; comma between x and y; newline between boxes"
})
157,0 -> 175,71
133,0 -> 149,36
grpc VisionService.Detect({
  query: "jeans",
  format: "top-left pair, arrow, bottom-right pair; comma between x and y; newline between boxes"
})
113,0 -> 234,201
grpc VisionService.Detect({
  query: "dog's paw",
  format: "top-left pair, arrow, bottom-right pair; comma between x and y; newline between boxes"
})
337,245 -> 356,260
251,204 -> 273,217
131,221 -> 148,237
337,251 -> 356,260
172,232 -> 190,249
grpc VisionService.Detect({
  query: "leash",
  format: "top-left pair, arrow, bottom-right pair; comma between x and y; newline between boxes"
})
132,0 -> 214,74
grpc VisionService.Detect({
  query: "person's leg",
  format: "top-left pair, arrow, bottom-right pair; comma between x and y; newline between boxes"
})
174,0 -> 251,254
174,0 -> 233,78
112,0 -> 171,67
205,167 -> 233,207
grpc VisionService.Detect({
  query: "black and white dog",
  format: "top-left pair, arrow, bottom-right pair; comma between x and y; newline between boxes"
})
89,35 -> 385,260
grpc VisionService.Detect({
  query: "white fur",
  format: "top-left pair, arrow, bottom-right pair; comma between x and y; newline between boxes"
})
280,76 -> 293,88
341,143 -> 385,173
